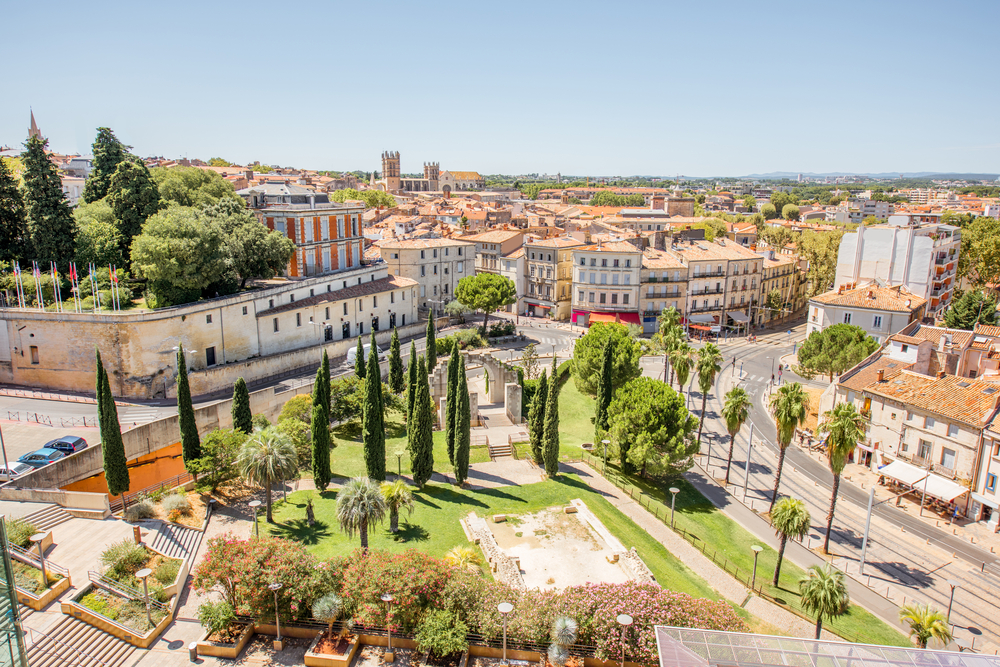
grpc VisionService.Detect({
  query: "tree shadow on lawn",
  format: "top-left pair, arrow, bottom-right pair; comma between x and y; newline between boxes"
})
269,519 -> 332,545
391,521 -> 429,543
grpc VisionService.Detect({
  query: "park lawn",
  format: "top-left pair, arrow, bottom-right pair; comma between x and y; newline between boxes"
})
556,379 -> 596,461
261,474 -> 718,601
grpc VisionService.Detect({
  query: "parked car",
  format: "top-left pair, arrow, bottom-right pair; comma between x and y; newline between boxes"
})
0,462 -> 34,481
43,435 -> 88,454
17,448 -> 66,469
346,343 -> 387,365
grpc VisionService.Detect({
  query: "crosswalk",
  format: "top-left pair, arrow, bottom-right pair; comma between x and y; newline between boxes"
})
117,405 -> 162,428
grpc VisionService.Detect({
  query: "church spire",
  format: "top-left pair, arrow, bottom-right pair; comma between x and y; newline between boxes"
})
28,109 -> 40,140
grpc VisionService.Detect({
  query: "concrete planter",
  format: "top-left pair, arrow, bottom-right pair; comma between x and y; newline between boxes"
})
304,631 -> 361,667
62,584 -> 172,648
195,622 -> 254,659
16,572 -> 71,611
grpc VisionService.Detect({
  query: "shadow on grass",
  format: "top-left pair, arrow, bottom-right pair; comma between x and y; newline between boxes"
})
392,521 -> 429,543
269,520 -> 332,545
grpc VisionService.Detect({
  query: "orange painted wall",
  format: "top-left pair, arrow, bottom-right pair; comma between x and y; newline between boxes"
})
61,442 -> 186,498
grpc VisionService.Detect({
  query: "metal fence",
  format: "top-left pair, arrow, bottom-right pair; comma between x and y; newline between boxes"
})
109,472 -> 193,513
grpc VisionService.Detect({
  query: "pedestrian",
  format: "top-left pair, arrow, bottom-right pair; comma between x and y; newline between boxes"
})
771,373 -> 775,384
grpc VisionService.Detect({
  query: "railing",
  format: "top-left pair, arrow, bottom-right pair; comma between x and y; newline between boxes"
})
8,543 -> 69,577
690,288 -> 724,296
688,304 -> 723,313
691,270 -> 726,278
24,626 -> 113,667
88,571 -> 167,612
109,472 -> 194,513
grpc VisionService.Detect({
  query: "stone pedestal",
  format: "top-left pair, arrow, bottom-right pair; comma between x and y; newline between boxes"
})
504,383 -> 522,425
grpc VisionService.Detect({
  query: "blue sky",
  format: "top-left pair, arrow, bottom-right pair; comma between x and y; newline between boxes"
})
4,0 -> 998,177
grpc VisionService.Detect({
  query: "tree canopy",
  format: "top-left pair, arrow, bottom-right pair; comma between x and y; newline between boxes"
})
107,158 -> 161,260
22,135 -> 75,269
607,377 -> 698,478
796,324 -> 879,381
957,216 -> 1000,288
797,229 -> 844,296
330,188 -> 396,209
151,167 -> 239,208
0,155 -> 30,263
944,289 -> 998,330
202,197 -> 293,287
83,127 -> 130,203
454,273 -> 517,330
781,203 -> 800,221
573,323 -> 642,396
589,191 -> 644,208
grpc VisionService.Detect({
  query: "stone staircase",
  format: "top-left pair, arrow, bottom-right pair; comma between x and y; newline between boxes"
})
26,616 -> 135,667
20,504 -> 73,531
146,521 -> 202,560
487,442 -> 513,459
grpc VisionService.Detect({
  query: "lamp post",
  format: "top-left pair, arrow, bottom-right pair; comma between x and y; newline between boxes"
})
750,545 -> 763,590
381,593 -> 395,662
249,500 -> 262,538
269,582 -> 283,650
602,439 -> 611,474
669,487 -> 680,528
136,567 -> 153,629
498,602 -> 513,667
946,579 -> 960,624
30,533 -> 48,591
396,452 -> 403,478
616,614 -> 632,667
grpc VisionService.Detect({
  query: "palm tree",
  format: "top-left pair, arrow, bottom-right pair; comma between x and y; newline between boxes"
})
237,426 -> 297,523
771,496 -> 811,586
899,603 -> 952,649
696,343 -> 723,448
336,477 -> 387,552
798,564 -> 849,639
658,306 -> 681,335
721,387 -> 751,485
767,382 -> 810,514
312,593 -> 343,640
380,478 -> 415,534
444,545 -> 483,573
669,342 -> 694,396
659,327 -> 684,385
817,402 -> 864,553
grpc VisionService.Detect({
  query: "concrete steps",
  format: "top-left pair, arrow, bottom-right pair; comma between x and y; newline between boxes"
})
488,443 -> 513,459
26,616 -> 135,667
146,521 -> 202,560
20,504 -> 73,532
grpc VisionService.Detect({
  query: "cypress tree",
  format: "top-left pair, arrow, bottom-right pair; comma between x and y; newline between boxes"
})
454,353 -> 471,485
107,158 -> 160,260
528,370 -> 548,466
407,342 -> 418,426
22,134 -> 75,270
542,357 -> 560,477
231,377 -> 252,434
0,156 -> 30,262
363,332 -> 385,480
97,350 -> 130,496
313,363 -> 328,422
445,342 -> 460,466
355,337 -> 366,379
410,355 -> 434,488
388,327 -> 404,394
320,351 -> 331,420
83,127 -> 129,203
311,402 -> 332,490
177,349 -> 201,468
425,316 -> 437,371
595,341 -> 615,442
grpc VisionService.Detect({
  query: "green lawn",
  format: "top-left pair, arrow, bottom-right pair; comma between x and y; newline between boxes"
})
556,377 -> 597,461
261,474 -> 718,601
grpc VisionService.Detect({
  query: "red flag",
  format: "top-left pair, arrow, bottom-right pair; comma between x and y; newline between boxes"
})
69,264 -> 77,282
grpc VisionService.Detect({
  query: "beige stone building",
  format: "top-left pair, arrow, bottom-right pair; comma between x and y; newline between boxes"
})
523,237 -> 586,320
758,251 -> 808,326
462,230 -> 524,274
570,240 -> 643,327
639,248 -> 688,333
375,238 -> 474,312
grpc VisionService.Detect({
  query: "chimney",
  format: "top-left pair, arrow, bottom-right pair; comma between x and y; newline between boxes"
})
937,371 -> 946,379
945,333 -> 952,347
838,285 -> 845,295
877,369 -> 885,382
308,194 -> 316,209
939,336 -> 947,352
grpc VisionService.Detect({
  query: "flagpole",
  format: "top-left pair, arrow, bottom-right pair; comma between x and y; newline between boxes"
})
13,262 -> 25,310
32,262 -> 44,310
51,262 -> 61,313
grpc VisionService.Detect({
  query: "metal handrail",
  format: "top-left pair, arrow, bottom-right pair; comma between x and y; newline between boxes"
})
87,571 -> 167,611
25,626 -> 112,667
8,543 -> 69,577
110,472 -> 193,513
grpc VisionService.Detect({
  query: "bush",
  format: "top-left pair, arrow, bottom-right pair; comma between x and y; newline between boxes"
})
278,394 -> 312,425
415,609 -> 468,658
162,494 -> 191,514
486,321 -> 516,337
123,500 -> 156,523
154,558 -> 181,585
191,428 -> 246,491
168,509 -> 182,523
435,328 -> 486,354
81,592 -> 119,620
6,518 -> 37,548
100,539 -> 149,581
198,600 -> 236,635
251,414 -> 271,430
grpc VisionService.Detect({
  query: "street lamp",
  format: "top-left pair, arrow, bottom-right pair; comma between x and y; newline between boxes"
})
136,568 -> 153,629
249,500 -> 262,538
30,533 -> 47,592
750,545 -> 763,590
396,451 -> 403,478
601,440 -> 611,473
269,582 -> 284,650
498,602 -> 513,666
669,487 -> 680,528
946,579 -> 960,624
616,614 -> 633,667
381,593 -> 395,662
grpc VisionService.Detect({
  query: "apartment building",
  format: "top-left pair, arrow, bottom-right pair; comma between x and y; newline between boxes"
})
376,238 -> 474,311
499,247 -> 526,315
758,252 -> 807,326
462,230 -> 524,274
639,248 -> 687,334
523,237 -> 586,320
807,283 -> 927,344
570,240 -> 643,327
669,238 -> 763,333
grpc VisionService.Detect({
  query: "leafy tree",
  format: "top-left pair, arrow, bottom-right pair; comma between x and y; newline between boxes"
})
97,350 -> 130,497
573,323 -> 642,396
454,273 -> 517,332
329,188 -> 396,209
768,383 -> 810,514
529,369 -> 548,466
781,203 -> 800,221
388,328 -> 404,393
151,167 -> 238,208
202,198 -> 293,288
899,603 -> 952,649
797,229 -> 844,296
944,289 -> 998,330
957,216 -> 1000,287
363,333 -> 386,481
445,343 -> 460,465
130,207 -> 228,307
817,402 -> 863,553
335,477 -> 387,552
520,343 -> 540,380
798,564 -> 849,639
765,288 -> 783,320
278,394 -> 312,425
312,593 -> 343,640
312,402 -> 332,490
75,201 -> 124,269
771,497 -> 810,585
354,338 -> 366,379
207,158 -> 233,167
425,316 -> 438,371
276,418 -> 311,469
721,387 -> 751,485
83,128 -> 129,203
797,324 -> 879,381
669,342 -> 694,395
410,356 -> 434,488
22,135 -> 75,269
380,479 -> 414,533
608,377 -> 698,478
695,343 -> 722,447
0,156 -> 30,262
190,428 -> 245,491
594,341 -> 615,443
759,225 -> 796,250
454,353 -> 471,484
770,191 -> 798,214
176,349 -> 201,470
742,195 -> 757,210
107,158 -> 160,259
237,426 -> 297,522
231,377 -> 252,434
542,357 -> 560,477
319,351 -> 332,420
760,203 -> 778,220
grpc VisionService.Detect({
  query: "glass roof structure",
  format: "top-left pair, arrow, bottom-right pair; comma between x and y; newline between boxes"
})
655,627 -> 997,667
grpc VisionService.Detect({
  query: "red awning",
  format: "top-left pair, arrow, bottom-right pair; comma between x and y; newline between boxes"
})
588,311 -> 641,325
588,312 -> 618,324
690,325 -> 713,332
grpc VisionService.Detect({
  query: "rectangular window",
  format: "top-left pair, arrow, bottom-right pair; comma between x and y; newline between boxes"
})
433,249 -> 438,258
578,290 -> 584,302
206,314 -> 212,324
421,266 -> 426,276
988,473 -> 997,493
625,259 -> 631,268
457,261 -> 464,273
601,259 -> 608,267
613,259 -> 620,268
243,306 -> 248,315
29,346 -> 38,364
612,274 -> 619,285
925,416 -> 935,429
601,274 -> 607,284
579,258 -> 586,266
337,217 -> 345,237
530,266 -> 536,277
624,275 -> 630,285
623,294 -> 629,305
530,284 -> 535,294
611,293 -> 618,304
421,250 -> 426,259
590,258 -> 597,266
599,293 -> 606,304
873,315 -> 882,329
420,285 -> 426,297
940,447 -> 956,469
206,346 -> 216,366
390,292 -> 395,304
296,313 -> 302,327
918,440 -> 932,460
589,272 -> 596,284
588,292 -> 595,303
273,318 -> 279,333
844,312 -> 852,324
433,265 -> 438,275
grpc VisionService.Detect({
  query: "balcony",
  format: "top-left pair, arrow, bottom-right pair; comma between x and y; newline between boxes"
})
689,303 -> 723,313
692,270 -> 726,278
690,288 -> 724,296
582,303 -> 637,312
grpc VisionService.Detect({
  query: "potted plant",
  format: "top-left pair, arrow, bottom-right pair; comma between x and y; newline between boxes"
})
547,616 -> 579,667
195,600 -> 254,659
306,594 -> 360,667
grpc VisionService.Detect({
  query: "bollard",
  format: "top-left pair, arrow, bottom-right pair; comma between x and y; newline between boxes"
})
189,642 -> 198,662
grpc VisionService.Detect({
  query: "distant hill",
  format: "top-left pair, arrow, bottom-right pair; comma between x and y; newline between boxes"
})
742,171 -> 998,181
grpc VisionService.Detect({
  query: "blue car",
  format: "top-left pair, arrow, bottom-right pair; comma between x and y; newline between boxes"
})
17,448 -> 66,469
44,436 -> 88,454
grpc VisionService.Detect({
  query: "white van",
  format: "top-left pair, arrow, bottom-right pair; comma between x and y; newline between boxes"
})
346,343 -> 387,366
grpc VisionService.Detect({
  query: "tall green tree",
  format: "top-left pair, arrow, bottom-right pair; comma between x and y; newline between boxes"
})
797,229 -> 845,296
695,343 -> 723,448
177,349 -> 201,469
573,323 -> 642,395
542,357 -> 560,477
607,377 -> 698,478
425,316 -> 438,371
22,135 -> 75,270
320,351 -> 332,420
454,353 -> 471,485
669,342 -> 694,395
797,324 -> 878,381
771,496 -> 811,585
363,333 -> 386,481
150,166 -> 238,208
107,158 -> 160,260
721,387 -> 751,485
410,355 -> 434,488
799,564 -> 849,639
407,342 -> 418,430
944,289 -> 998,330
380,479 -> 414,533
0,156 -> 30,262
899,604 -> 952,649
388,327 -> 404,393
817,402 -> 863,553
238,426 -> 298,523
355,338 -> 366,379
594,341 -> 615,443
97,350 -> 130,497
454,272 -> 517,332
528,370 -> 548,466
335,477 -> 387,552
445,343 -> 460,465
231,377 -> 252,435
83,128 -> 129,203
202,197 -> 293,288
312,402 -> 332,491
768,383 -> 811,514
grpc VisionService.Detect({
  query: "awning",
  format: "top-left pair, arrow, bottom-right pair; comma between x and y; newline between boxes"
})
588,311 -> 640,325
588,312 -> 617,324
924,475 -> 968,502
878,459 -> 928,486
879,459 -> 967,502
972,492 -> 999,510
690,325 -> 713,332
726,311 -> 749,323
688,314 -> 715,324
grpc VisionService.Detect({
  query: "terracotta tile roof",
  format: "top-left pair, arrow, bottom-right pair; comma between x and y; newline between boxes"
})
811,284 -> 927,313
840,356 -> 911,392
642,248 -> 685,269
975,324 -> 1000,338
575,241 -> 642,253
460,230 -> 522,243
445,171 -> 482,181
864,371 -> 1000,426
897,325 -> 973,349
673,240 -> 762,262
503,247 -> 526,259
258,275 -> 417,316
377,238 -> 473,249
526,237 -> 586,248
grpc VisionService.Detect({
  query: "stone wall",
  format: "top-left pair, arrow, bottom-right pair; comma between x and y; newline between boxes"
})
619,547 -> 658,586
466,351 -> 519,404
466,513 -> 524,589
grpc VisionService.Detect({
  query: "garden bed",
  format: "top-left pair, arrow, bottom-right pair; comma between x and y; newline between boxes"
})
123,490 -> 207,529
12,560 -> 71,610
195,621 -> 254,659
63,583 -> 173,647
305,629 -> 361,667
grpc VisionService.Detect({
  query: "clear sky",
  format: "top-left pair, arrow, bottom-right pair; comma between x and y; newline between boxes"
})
4,0 -> 998,177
